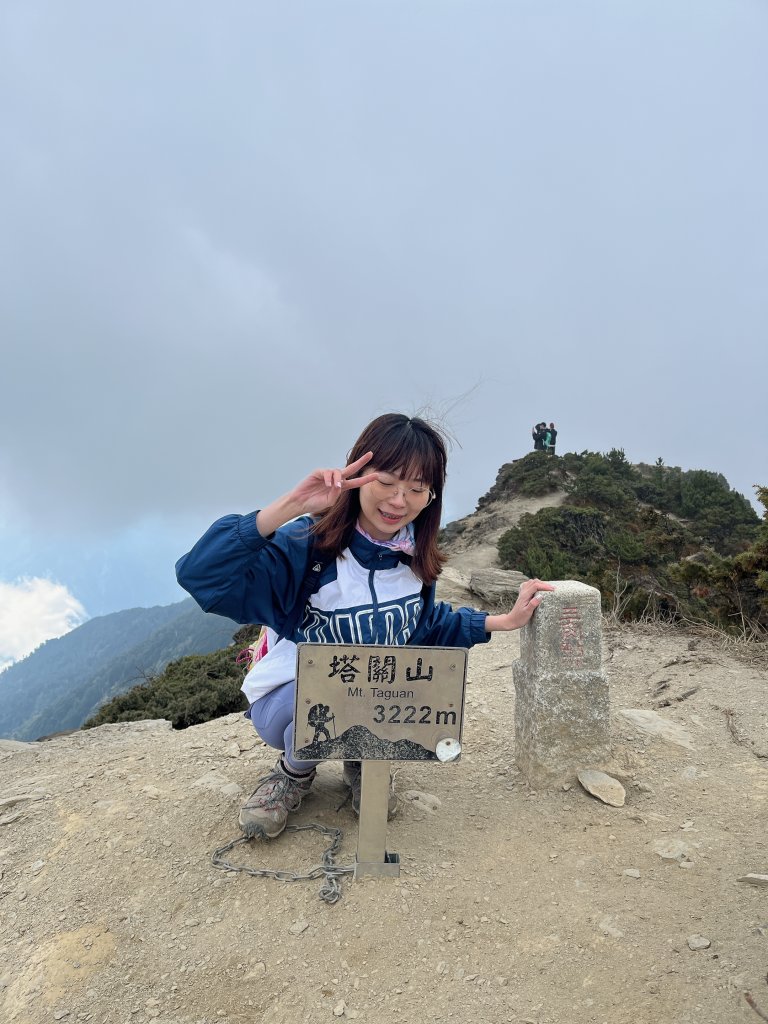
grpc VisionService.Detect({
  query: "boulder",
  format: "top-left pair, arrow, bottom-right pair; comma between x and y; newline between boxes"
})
469,568 -> 528,606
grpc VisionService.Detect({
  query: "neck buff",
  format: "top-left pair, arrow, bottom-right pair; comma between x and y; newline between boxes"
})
355,520 -> 416,556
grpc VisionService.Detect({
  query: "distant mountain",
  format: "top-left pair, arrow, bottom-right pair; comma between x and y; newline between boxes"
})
0,599 -> 242,741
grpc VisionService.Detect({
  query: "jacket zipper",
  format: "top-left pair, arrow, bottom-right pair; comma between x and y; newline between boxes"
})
368,557 -> 384,643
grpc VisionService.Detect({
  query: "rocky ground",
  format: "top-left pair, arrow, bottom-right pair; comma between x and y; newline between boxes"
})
1,492 -> 767,1024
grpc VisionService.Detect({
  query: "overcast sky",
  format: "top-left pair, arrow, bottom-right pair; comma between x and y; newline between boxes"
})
1,1 -> 766,667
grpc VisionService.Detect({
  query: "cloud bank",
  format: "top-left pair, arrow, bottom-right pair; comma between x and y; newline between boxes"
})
0,577 -> 88,671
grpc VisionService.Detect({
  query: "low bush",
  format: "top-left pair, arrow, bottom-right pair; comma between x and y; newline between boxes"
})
496,449 -> 764,635
84,625 -> 261,729
477,452 -> 568,505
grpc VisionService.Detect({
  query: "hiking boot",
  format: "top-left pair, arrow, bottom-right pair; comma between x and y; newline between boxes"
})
342,761 -> 398,820
238,759 -> 316,839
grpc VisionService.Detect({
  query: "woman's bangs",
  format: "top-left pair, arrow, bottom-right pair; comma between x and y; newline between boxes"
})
375,427 -> 442,487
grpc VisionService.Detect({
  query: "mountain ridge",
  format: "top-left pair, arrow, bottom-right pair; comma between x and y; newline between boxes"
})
0,598 -> 241,740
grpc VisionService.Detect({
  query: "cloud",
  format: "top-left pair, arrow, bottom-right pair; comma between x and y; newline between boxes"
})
0,577 -> 88,670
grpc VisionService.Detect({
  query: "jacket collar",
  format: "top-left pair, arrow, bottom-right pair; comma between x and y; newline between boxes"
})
347,528 -> 412,570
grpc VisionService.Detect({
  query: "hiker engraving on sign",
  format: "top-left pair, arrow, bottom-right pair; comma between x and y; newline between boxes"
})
307,703 -> 335,743
293,643 -> 468,762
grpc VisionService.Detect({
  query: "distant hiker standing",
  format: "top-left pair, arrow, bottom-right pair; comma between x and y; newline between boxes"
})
532,422 -> 547,451
546,423 -> 558,455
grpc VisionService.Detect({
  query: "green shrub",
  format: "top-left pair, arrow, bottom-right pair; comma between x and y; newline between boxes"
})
496,449 -> 764,634
498,506 -> 606,578
84,625 -> 262,729
477,452 -> 567,506
564,452 -> 637,514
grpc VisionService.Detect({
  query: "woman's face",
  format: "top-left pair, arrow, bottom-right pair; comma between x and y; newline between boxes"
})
357,467 -> 433,540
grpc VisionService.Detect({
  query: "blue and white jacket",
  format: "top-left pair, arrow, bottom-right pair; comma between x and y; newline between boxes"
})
175,512 -> 490,704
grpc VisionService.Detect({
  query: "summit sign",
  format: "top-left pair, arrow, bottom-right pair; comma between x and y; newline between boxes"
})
293,643 -> 468,762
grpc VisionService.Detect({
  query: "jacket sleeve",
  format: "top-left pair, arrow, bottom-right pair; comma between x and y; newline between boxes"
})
413,597 -> 490,649
175,512 -> 312,630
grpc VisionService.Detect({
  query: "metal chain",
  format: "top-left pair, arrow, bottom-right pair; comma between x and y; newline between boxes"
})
212,823 -> 355,904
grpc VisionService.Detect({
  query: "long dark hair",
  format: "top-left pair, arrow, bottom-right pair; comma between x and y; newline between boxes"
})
312,413 -> 448,584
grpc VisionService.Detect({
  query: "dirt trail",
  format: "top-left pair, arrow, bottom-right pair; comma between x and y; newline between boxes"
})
445,491 -> 565,576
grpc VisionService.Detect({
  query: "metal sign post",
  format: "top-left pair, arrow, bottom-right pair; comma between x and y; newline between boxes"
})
294,643 -> 468,879
355,762 -> 399,878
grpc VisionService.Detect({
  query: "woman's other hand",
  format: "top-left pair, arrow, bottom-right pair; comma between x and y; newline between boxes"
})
484,579 -> 556,633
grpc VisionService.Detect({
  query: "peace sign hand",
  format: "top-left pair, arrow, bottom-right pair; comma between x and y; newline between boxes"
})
256,451 -> 379,537
289,451 -> 379,515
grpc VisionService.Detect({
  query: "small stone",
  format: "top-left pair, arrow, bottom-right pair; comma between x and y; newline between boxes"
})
598,916 -> 624,939
192,771 -> 241,797
738,874 -> 768,887
687,934 -> 711,950
141,786 -> 161,800
402,790 -> 441,814
220,783 -> 243,799
223,742 -> 240,759
17,890 -> 27,902
653,838 -> 692,862
622,869 -> 641,879
577,770 -> 626,807
637,782 -> 654,794
619,709 -> 694,750
30,860 -> 45,874
54,1013 -> 70,1021
333,1000 -> 346,1017
289,919 -> 309,935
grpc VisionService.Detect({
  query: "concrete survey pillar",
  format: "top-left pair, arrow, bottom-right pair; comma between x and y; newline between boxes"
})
513,580 -> 610,787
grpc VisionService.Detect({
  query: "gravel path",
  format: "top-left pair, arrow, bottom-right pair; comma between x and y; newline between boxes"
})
2,620 -> 767,1024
